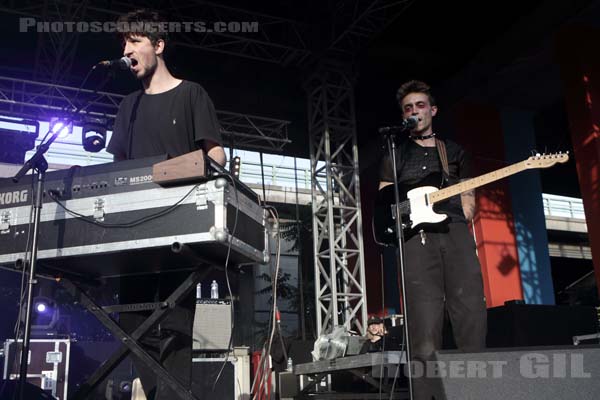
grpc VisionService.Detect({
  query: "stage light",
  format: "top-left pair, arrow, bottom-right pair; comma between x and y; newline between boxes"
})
49,117 -> 73,138
35,302 -> 47,313
23,295 -> 60,331
231,156 -> 241,178
82,116 -> 108,152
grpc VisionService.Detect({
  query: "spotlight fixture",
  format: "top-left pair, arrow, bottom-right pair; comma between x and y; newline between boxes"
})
49,117 -> 73,138
82,116 -> 108,152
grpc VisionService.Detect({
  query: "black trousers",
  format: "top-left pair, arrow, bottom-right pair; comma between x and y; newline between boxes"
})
403,222 -> 487,399
119,272 -> 195,400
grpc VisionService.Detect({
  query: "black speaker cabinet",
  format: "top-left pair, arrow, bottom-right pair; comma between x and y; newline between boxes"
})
191,348 -> 251,400
487,304 -> 598,347
431,345 -> 600,400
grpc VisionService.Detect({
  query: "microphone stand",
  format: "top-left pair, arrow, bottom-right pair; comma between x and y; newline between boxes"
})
12,64 -> 115,399
382,132 -> 414,400
13,127 -> 60,399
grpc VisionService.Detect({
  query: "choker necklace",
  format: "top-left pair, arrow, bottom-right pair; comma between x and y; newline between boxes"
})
410,132 -> 436,140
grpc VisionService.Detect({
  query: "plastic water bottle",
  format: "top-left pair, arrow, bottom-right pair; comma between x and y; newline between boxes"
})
286,356 -> 293,372
196,283 -> 202,300
210,280 -> 219,299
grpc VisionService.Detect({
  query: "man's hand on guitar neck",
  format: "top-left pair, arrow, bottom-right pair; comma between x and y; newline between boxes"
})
460,178 -> 476,220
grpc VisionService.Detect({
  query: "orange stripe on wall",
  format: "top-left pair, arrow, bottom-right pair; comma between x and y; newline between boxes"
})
453,102 -> 524,307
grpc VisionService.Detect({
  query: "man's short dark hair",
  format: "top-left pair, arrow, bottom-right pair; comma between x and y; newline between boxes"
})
396,80 -> 436,107
117,9 -> 169,47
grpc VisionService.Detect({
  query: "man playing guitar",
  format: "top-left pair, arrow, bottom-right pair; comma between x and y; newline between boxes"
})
378,80 -> 487,400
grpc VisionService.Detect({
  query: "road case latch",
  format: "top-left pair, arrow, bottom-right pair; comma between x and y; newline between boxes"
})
93,198 -> 105,221
0,211 -> 11,233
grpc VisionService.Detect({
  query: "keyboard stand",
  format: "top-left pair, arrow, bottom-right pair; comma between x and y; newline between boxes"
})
58,267 -> 214,400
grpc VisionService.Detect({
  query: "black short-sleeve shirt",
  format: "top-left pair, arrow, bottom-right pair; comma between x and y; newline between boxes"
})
380,138 -> 472,222
107,80 -> 222,160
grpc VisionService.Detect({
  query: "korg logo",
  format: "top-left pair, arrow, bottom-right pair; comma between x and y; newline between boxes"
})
129,175 -> 153,185
0,190 -> 28,205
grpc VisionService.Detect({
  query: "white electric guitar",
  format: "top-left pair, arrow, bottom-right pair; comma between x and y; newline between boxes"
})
374,152 -> 569,245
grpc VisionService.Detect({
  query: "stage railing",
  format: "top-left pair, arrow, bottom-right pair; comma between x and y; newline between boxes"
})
226,159 -> 319,190
542,193 -> 585,219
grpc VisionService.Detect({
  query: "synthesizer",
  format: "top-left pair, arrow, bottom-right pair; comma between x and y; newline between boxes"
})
0,156 -> 268,278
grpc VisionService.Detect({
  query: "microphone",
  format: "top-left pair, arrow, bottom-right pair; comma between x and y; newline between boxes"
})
97,57 -> 132,70
378,116 -> 419,134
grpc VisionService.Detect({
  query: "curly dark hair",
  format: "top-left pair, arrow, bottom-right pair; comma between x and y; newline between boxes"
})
116,9 -> 169,47
396,80 -> 436,107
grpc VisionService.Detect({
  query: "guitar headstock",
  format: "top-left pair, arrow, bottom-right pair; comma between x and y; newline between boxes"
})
524,152 -> 569,169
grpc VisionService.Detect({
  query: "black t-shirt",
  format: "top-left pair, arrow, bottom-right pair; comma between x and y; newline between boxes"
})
380,138 -> 471,223
107,80 -> 222,160
107,81 -> 221,330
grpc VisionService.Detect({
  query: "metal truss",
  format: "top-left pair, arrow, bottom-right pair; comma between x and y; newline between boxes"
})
218,111 -> 290,152
302,0 -> 412,336
306,64 -> 368,335
0,0 -> 91,84
32,0 -> 90,85
0,75 -> 123,121
0,0 -> 311,74
162,1 -> 311,66
328,0 -> 414,58
0,75 -> 290,152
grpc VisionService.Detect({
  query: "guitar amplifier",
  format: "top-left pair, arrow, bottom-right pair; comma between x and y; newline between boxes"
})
192,300 -> 232,351
3,338 -> 71,400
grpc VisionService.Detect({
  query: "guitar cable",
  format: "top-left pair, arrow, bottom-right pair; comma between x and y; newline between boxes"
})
211,171 -> 240,392
250,205 -> 281,400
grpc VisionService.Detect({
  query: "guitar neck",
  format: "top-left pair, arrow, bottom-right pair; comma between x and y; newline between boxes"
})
428,160 -> 528,204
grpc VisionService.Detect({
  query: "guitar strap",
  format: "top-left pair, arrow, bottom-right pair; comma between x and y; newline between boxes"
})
435,138 -> 450,179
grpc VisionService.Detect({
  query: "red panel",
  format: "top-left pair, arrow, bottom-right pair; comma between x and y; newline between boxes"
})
454,102 -> 524,307
556,27 -> 600,296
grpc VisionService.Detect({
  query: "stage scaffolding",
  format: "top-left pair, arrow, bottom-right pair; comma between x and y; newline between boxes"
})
306,63 -> 368,335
